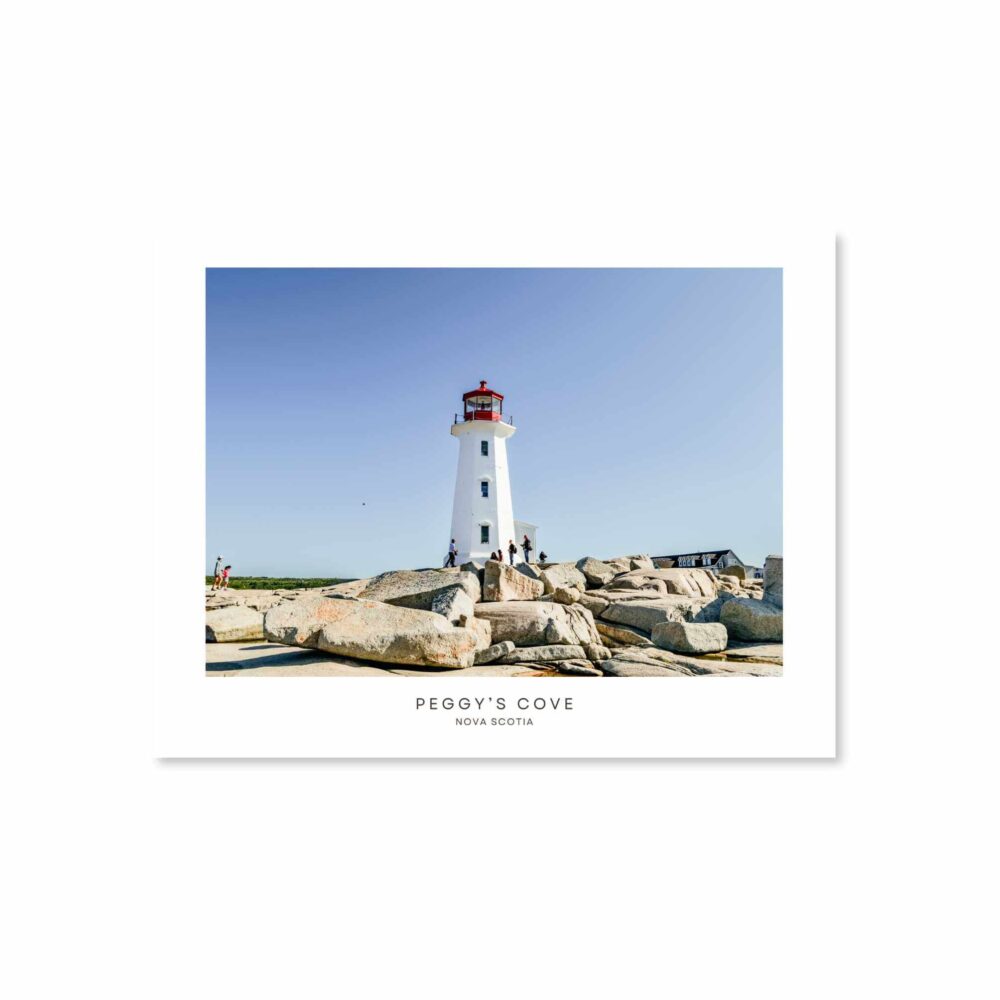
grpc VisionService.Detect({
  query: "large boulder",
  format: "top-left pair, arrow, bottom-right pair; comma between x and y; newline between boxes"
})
576,557 -> 616,588
600,596 -> 709,632
720,598 -> 783,641
603,557 -> 634,574
764,556 -> 783,608
628,554 -> 655,570
467,616 -> 492,650
515,562 -> 544,582
473,601 -> 601,646
205,606 -> 265,642
652,621 -> 728,654
551,586 -> 582,605
539,562 -> 588,595
609,568 -> 717,598
429,585 -> 475,626
359,568 -> 481,609
482,560 -> 545,602
264,594 -> 479,668
720,564 -> 746,581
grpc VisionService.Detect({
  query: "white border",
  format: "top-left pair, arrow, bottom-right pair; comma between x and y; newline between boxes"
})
153,237 -> 834,758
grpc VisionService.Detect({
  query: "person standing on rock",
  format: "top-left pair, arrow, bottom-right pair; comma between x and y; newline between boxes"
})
446,539 -> 457,567
507,539 -> 517,564
212,556 -> 224,590
221,565 -> 232,589
521,534 -> 532,563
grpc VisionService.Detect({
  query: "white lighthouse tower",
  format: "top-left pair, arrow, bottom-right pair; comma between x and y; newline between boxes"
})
449,380 -> 517,564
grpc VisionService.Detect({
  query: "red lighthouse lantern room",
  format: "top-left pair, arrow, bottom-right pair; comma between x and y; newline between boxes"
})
462,380 -> 504,422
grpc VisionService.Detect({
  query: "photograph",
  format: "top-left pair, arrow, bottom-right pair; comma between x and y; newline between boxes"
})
205,267 -> 783,678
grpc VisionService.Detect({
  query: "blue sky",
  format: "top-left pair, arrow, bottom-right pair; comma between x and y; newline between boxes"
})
207,268 -> 781,578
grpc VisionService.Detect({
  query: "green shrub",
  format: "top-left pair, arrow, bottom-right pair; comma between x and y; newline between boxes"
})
204,577 -> 355,590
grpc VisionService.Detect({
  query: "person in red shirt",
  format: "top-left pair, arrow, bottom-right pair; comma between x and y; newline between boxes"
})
221,565 -> 232,589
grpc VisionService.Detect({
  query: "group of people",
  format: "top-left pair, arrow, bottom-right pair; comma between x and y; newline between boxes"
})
445,536 -> 547,567
211,556 -> 232,590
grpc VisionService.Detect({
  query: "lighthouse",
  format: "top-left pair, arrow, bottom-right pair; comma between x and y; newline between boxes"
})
449,380 -> 518,565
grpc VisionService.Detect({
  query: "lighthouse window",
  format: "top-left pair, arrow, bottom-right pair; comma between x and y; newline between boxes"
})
480,525 -> 490,545
481,481 -> 489,498
481,440 -> 488,456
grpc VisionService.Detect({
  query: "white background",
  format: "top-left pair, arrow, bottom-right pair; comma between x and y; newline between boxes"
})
4,2 -> 998,998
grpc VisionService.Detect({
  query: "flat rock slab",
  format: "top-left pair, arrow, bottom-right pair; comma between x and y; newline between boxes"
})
498,644 -> 587,663
710,641 -> 784,664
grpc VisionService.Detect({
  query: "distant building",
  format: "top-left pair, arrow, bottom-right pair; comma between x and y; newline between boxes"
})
653,549 -> 748,574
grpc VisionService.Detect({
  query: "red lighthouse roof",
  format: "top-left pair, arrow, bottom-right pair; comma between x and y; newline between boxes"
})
461,380 -> 504,421
462,379 -> 504,402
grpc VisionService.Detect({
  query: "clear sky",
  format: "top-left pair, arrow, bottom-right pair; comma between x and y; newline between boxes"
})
207,268 -> 781,578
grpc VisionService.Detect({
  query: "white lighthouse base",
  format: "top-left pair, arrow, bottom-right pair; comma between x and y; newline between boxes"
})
449,420 -> 517,565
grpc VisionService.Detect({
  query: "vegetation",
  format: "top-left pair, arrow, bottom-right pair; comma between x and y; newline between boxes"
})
205,577 -> 355,590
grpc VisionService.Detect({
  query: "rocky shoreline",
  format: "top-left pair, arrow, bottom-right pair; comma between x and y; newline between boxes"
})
205,554 -> 783,677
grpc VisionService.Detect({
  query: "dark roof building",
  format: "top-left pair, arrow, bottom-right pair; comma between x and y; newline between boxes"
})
653,550 -> 743,570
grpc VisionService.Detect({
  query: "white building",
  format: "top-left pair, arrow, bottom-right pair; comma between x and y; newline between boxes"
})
449,380 -> 535,564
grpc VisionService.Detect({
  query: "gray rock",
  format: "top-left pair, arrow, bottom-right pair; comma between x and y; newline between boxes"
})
577,593 -> 610,618
264,594 -> 479,668
764,556 -> 783,608
515,562 -> 544,582
539,562 -> 588,594
359,568 -> 481,609
467,616 -> 492,650
610,568 -> 717,598
474,601 -> 601,646
689,594 -> 738,623
551,586 -> 581,605
482,559 -> 545,602
719,564 -> 746,581
628,555 -> 655,570
473,640 -> 516,665
584,643 -> 612,662
498,644 -> 588,664
205,606 -> 265,642
600,596 -> 708,632
595,620 -> 654,646
429,585 -> 476,626
652,621 -> 728,654
576,556 -> 616,587
720,598 -> 783,641
603,557 -> 634,574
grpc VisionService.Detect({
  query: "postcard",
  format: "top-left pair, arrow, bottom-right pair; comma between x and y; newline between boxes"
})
155,241 -> 834,757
